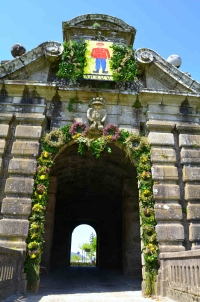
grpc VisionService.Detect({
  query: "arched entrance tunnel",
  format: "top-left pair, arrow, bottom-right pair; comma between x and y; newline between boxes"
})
42,143 -> 142,278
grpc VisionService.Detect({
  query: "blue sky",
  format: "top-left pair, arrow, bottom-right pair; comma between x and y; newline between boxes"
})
71,225 -> 96,253
0,0 -> 200,81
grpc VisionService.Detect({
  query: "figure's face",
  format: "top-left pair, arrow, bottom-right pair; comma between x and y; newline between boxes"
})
93,103 -> 103,110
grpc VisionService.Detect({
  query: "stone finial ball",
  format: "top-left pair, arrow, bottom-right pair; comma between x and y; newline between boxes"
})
167,54 -> 182,68
11,44 -> 26,58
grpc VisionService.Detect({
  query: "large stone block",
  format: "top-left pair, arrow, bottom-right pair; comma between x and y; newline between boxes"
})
151,165 -> 178,181
156,224 -> 184,242
8,158 -> 37,175
153,184 -> 180,200
0,125 -> 9,138
187,204 -> 200,220
155,203 -> 182,221
185,184 -> 200,200
150,147 -> 176,163
183,166 -> 200,182
15,125 -> 42,139
0,219 -> 29,237
179,134 -> 200,148
189,224 -> 200,241
1,198 -> 32,217
0,139 -> 6,155
146,120 -> 175,131
148,133 -> 174,146
12,141 -> 39,156
181,149 -> 200,164
5,177 -> 34,195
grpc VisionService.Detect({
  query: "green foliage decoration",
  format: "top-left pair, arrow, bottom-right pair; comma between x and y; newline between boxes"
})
25,122 -> 157,297
57,40 -> 87,82
109,44 -> 137,82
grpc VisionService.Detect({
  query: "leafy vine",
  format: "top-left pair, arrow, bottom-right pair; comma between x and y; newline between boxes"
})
57,40 -> 87,82
109,44 -> 137,82
25,122 -> 158,297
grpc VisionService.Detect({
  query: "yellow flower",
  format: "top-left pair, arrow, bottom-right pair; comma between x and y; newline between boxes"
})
43,151 -> 49,158
72,134 -> 81,140
38,195 -> 43,199
31,254 -> 36,258
39,175 -> 46,180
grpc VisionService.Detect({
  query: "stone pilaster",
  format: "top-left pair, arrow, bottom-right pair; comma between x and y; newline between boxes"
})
147,120 -> 184,252
0,113 -> 45,251
178,124 -> 200,250
41,176 -> 57,272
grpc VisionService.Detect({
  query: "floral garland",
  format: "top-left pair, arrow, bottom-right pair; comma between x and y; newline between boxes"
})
25,122 -> 158,297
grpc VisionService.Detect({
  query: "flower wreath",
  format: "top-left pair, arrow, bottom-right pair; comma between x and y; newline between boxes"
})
44,129 -> 65,148
102,123 -> 120,142
69,122 -> 88,138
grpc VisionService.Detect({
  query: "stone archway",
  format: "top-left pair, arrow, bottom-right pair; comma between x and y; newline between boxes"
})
41,143 -> 142,278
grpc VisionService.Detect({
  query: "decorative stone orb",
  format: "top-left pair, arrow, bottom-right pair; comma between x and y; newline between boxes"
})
11,44 -> 26,58
167,54 -> 182,68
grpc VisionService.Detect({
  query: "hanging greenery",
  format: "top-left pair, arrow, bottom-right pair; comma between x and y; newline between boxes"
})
57,40 -> 87,82
109,44 -> 138,82
25,122 -> 158,297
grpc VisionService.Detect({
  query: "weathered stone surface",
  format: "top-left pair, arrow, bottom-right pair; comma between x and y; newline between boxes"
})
0,158 -> 2,174
12,141 -> 39,156
187,204 -> 200,220
189,224 -> 200,241
179,134 -> 200,147
0,219 -> 29,237
8,158 -> 37,175
15,125 -> 42,139
150,147 -> 176,163
1,198 -> 32,217
185,184 -> 200,200
153,184 -> 180,200
0,139 -> 6,155
151,165 -> 178,181
5,178 -> 34,195
156,224 -> 184,242
146,120 -> 175,131
181,149 -> 200,164
0,125 -> 9,138
183,166 -> 200,182
148,132 -> 174,146
155,203 -> 182,221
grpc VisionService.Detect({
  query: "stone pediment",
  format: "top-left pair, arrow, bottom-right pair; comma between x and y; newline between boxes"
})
0,41 -> 200,95
135,48 -> 200,93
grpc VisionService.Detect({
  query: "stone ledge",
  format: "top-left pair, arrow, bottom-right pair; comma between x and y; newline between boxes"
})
147,120 -> 175,131
8,158 -> 37,175
179,134 -> 200,147
151,147 -> 176,163
159,249 -> 200,259
185,184 -> 200,200
1,197 -> 32,217
151,165 -> 178,181
156,224 -> 184,242
0,219 -> 29,237
153,184 -> 180,200
181,149 -> 200,164
5,177 -> 34,195
183,166 -> 200,182
0,125 -> 9,138
155,203 -> 182,221
148,133 -> 174,146
12,141 -> 40,156
15,125 -> 42,139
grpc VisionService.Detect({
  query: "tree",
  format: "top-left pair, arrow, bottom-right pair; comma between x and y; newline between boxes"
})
71,254 -> 81,262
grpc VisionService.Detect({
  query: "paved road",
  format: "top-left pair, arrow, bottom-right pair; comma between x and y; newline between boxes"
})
4,267 -> 174,302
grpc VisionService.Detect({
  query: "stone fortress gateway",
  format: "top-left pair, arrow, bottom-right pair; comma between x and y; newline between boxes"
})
0,14 -> 200,301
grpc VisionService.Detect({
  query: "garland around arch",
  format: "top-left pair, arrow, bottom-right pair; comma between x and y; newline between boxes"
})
24,122 -> 158,297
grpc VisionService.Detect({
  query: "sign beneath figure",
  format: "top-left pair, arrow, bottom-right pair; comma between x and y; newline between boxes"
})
84,40 -> 113,80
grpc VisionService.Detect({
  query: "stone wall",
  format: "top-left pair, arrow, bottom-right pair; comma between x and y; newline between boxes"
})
157,250 -> 200,301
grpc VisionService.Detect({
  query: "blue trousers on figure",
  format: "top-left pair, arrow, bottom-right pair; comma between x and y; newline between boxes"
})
95,58 -> 106,71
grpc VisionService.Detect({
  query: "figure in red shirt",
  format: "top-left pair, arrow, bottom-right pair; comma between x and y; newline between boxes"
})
91,42 -> 110,74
